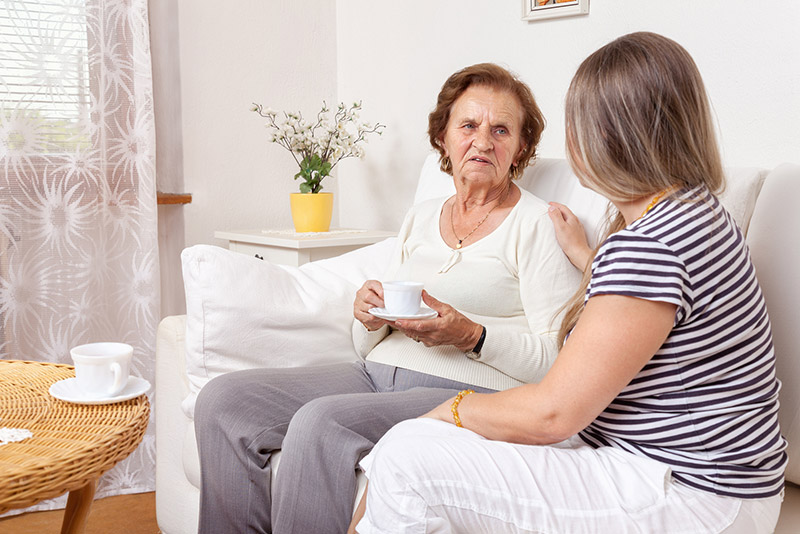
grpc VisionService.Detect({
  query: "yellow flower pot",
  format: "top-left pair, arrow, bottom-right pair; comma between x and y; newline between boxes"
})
289,192 -> 334,232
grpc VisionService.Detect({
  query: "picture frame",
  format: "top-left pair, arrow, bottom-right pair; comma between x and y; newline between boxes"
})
522,0 -> 589,22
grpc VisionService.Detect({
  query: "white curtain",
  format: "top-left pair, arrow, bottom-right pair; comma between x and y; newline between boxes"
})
0,0 -> 158,510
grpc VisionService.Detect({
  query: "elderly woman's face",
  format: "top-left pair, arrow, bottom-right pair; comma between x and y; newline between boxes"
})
441,85 -> 524,186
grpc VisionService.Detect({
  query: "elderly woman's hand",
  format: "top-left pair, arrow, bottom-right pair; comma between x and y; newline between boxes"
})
548,202 -> 592,271
354,280 -> 390,331
394,291 -> 483,351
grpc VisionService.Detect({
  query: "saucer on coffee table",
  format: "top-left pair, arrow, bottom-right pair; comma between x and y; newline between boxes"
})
49,376 -> 151,405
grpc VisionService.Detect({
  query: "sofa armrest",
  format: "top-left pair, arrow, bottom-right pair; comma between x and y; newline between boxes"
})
747,162 -> 800,485
155,315 -> 200,534
156,315 -> 189,395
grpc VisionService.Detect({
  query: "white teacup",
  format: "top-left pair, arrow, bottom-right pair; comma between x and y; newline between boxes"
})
70,342 -> 133,399
382,281 -> 424,316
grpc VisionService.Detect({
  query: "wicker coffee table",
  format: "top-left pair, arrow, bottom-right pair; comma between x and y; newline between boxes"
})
0,360 -> 150,533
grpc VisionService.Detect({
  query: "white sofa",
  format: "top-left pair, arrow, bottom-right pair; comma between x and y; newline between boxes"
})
155,154 -> 800,534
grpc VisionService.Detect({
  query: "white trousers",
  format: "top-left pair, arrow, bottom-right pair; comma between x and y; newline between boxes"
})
357,419 -> 783,534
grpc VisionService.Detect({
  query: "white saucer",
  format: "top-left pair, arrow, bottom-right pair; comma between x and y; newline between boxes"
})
49,376 -> 151,405
368,307 -> 438,321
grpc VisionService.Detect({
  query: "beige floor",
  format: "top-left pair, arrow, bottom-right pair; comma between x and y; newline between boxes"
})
0,491 -> 158,534
0,484 -> 796,533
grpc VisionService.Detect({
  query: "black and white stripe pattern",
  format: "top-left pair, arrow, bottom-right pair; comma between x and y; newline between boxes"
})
579,187 -> 787,498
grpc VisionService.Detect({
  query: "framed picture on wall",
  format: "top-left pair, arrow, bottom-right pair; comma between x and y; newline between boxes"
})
522,0 -> 589,21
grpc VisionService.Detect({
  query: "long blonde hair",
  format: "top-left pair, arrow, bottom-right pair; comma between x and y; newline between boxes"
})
558,32 -> 726,346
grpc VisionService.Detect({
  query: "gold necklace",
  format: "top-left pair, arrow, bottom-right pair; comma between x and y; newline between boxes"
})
638,188 -> 672,220
450,190 -> 507,249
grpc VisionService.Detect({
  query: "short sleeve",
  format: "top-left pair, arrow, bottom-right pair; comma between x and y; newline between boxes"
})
587,231 -> 691,322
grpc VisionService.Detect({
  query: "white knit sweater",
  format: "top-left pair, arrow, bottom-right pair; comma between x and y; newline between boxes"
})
352,188 -> 581,391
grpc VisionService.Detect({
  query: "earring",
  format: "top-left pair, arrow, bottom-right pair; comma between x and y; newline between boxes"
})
441,156 -> 452,174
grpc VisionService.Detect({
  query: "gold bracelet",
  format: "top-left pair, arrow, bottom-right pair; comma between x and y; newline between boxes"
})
450,389 -> 474,428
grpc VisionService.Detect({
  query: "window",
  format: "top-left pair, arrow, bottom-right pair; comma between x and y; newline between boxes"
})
0,0 -> 91,154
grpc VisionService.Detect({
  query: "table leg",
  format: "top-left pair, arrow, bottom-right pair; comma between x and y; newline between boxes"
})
60,479 -> 97,534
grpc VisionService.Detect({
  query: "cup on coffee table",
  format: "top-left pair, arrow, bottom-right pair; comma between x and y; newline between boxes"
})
70,342 -> 133,399
382,281 -> 424,316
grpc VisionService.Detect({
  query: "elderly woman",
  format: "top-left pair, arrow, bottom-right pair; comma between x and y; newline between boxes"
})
194,63 -> 579,534
352,33 -> 787,534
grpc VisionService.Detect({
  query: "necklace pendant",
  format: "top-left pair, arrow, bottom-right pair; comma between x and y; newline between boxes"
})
455,241 -> 462,249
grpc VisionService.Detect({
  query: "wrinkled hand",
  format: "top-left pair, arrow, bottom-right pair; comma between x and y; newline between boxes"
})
353,280 -> 389,331
548,202 -> 592,270
394,291 -> 482,351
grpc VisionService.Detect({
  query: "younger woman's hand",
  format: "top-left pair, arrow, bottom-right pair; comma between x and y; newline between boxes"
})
548,202 -> 592,270
420,395 -> 457,423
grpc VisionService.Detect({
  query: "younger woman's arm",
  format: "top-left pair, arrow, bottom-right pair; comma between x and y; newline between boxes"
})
424,294 -> 677,444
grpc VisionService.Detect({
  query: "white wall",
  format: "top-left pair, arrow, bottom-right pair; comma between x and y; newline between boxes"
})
336,0 -> 800,231
177,0 -> 338,249
158,0 -> 799,317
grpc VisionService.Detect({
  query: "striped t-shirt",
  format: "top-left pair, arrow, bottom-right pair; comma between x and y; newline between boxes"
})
578,186 -> 787,499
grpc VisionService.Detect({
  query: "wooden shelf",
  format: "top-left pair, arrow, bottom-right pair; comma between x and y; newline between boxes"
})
157,192 -> 192,205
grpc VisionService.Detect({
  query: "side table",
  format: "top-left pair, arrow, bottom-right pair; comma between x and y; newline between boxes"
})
214,228 -> 396,267
0,360 -> 150,533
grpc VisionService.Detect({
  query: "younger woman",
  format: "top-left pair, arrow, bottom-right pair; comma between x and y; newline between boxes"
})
352,32 -> 786,534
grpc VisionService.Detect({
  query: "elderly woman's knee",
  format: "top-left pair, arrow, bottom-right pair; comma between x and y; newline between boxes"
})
284,395 -> 347,438
194,372 -> 244,430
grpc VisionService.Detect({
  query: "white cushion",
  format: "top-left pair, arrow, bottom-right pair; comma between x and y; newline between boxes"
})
180,239 -> 395,418
520,159 -> 609,248
413,152 -> 768,244
717,167 -> 768,236
412,153 -> 454,205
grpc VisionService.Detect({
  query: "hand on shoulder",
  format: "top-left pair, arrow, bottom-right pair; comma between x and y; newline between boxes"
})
548,202 -> 592,270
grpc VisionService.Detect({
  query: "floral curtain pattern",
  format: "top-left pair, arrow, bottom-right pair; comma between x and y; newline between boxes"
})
0,0 -> 158,511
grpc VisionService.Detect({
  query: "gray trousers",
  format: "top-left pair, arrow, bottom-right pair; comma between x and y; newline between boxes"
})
194,360 -> 494,534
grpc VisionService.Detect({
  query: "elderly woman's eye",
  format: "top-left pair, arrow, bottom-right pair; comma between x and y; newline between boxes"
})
495,127 -> 508,135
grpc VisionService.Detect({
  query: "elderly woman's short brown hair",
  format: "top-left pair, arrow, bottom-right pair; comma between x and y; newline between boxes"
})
428,63 -> 545,178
